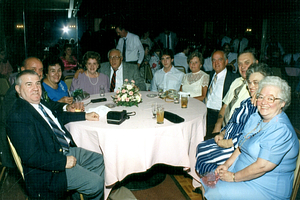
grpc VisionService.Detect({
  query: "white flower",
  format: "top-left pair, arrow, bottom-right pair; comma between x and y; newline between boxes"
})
127,84 -> 133,90
121,93 -> 127,101
135,95 -> 141,102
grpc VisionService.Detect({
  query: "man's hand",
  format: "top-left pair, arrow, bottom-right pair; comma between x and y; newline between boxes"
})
137,63 -> 141,68
85,112 -> 99,121
65,156 -> 77,168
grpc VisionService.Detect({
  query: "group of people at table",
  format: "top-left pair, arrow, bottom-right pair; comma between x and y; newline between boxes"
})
0,41 -> 299,200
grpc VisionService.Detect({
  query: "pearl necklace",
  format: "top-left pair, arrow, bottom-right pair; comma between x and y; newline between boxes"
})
238,119 -> 270,147
87,71 -> 99,85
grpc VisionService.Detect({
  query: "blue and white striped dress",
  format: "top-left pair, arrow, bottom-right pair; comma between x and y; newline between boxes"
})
195,97 -> 257,175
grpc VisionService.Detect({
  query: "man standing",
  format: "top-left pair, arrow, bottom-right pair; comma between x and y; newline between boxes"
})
6,70 -> 104,199
205,50 -> 239,136
115,24 -> 144,67
100,49 -> 146,91
151,49 -> 184,92
174,41 -> 190,73
155,28 -> 178,53
223,43 -> 238,73
212,50 -> 258,134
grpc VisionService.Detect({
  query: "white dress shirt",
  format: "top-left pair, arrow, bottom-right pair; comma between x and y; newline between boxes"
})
174,52 -> 189,73
206,68 -> 227,110
110,63 -> 124,92
227,52 -> 238,73
150,66 -> 184,92
116,32 -> 145,64
232,38 -> 248,53
203,57 -> 213,72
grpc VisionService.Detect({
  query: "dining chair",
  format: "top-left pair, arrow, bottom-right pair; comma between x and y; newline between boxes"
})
175,66 -> 186,74
64,75 -> 74,90
7,136 -> 84,200
290,138 -> 300,200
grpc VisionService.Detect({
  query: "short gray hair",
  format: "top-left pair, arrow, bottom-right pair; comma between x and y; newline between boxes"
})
107,49 -> 122,59
15,70 -> 39,86
211,50 -> 228,61
246,63 -> 273,81
257,76 -> 291,111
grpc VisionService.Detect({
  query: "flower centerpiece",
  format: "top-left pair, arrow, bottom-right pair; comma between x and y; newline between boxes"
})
112,79 -> 142,107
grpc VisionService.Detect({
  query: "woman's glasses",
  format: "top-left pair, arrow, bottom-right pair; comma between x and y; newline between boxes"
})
256,94 -> 282,103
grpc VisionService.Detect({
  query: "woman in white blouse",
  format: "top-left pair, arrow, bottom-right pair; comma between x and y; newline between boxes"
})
180,51 -> 209,101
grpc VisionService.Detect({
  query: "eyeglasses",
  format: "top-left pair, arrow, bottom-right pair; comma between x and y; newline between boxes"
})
247,80 -> 259,87
256,94 -> 282,103
109,56 -> 121,60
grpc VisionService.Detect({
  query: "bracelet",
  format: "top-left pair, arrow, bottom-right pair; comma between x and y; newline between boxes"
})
232,173 -> 236,182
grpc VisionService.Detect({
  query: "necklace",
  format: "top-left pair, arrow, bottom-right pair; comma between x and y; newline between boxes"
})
238,119 -> 270,147
87,71 -> 99,85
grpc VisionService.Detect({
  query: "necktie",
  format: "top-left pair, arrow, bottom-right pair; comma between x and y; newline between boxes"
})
39,104 -> 70,151
223,80 -> 246,125
123,38 -> 127,62
237,40 -> 240,53
204,74 -> 217,104
110,69 -> 117,92
167,35 -> 170,49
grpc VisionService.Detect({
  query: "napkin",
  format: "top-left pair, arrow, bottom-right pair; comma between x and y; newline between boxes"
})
164,111 -> 185,123
86,105 -> 111,122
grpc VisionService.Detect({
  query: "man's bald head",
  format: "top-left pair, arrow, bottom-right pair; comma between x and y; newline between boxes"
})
21,57 -> 44,80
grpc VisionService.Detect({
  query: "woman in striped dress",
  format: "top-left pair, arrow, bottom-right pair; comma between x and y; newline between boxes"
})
195,63 -> 272,176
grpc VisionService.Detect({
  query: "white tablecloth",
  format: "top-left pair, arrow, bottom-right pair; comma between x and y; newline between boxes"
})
65,91 -> 206,199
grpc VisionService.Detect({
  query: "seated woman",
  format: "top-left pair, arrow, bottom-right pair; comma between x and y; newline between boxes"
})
180,51 -> 209,101
195,63 -> 272,176
201,76 -> 299,200
149,46 -> 162,75
70,51 -> 110,95
60,44 -> 79,72
42,56 -> 73,104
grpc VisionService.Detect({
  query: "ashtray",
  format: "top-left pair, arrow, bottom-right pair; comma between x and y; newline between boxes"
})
146,94 -> 158,98
105,103 -> 116,108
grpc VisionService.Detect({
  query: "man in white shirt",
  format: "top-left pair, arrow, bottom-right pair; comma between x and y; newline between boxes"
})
223,43 -> 238,73
232,33 -> 248,54
100,49 -> 146,91
174,41 -> 190,73
205,50 -> 239,136
212,50 -> 258,134
151,49 -> 184,92
115,25 -> 144,67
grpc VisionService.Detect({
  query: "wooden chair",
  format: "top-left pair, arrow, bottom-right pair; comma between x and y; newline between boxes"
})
175,66 -> 186,74
7,136 -> 84,200
64,75 -> 74,90
291,139 -> 300,200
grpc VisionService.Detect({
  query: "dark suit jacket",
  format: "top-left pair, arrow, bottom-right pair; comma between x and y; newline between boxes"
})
0,84 -> 66,169
6,98 -> 85,199
100,62 -> 146,91
209,69 -> 239,100
155,32 -> 178,52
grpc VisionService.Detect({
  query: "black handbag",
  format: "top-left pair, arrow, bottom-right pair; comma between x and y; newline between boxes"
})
107,110 -> 136,125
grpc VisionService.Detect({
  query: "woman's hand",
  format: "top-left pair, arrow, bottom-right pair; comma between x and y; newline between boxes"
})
58,96 -> 73,104
74,68 -> 84,79
85,112 -> 99,121
217,138 -> 233,148
218,170 -> 235,182
214,130 -> 225,143
215,164 -> 228,175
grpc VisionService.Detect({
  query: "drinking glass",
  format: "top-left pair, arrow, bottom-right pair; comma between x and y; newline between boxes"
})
74,100 -> 83,112
173,91 -> 179,104
156,106 -> 164,124
151,103 -> 157,118
181,94 -> 188,108
99,85 -> 105,97
158,87 -> 163,97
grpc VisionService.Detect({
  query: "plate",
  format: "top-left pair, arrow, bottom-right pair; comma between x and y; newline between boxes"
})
105,103 -> 116,108
146,94 -> 158,98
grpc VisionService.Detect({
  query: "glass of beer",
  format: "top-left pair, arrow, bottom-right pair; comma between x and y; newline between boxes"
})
74,100 -> 83,112
156,106 -> 164,124
181,94 -> 188,108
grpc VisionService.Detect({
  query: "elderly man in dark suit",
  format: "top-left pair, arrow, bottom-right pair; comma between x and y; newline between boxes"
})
100,49 -> 146,91
6,70 -> 105,199
205,50 -> 239,138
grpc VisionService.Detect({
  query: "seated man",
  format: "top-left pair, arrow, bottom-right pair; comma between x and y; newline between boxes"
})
6,70 -> 105,199
100,49 -> 146,91
151,48 -> 184,92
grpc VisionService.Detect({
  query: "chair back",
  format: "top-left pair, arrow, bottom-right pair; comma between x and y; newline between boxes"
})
0,78 -> 10,96
175,66 -> 186,74
64,75 -> 74,90
291,139 -> 300,200
7,136 -> 24,179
